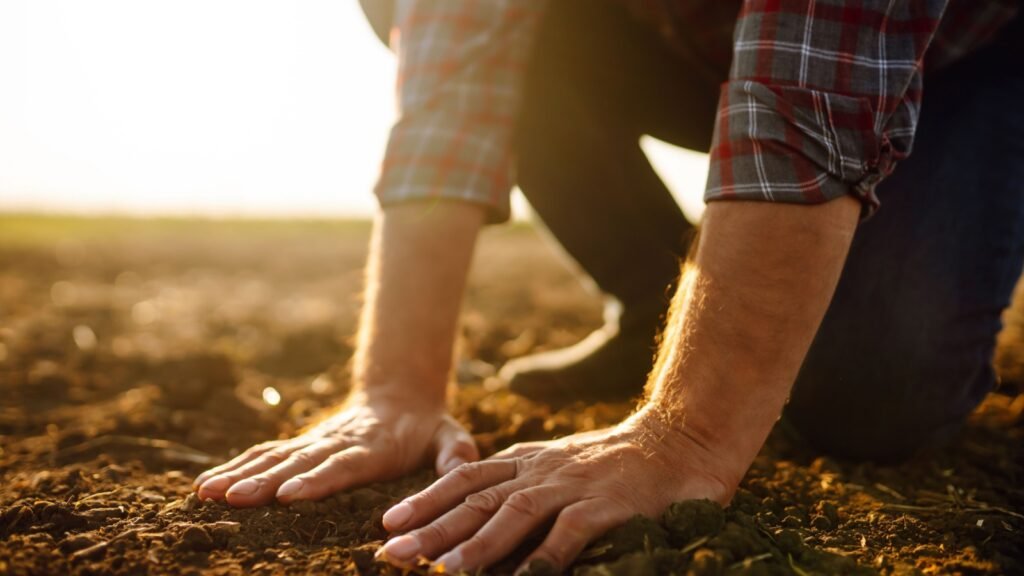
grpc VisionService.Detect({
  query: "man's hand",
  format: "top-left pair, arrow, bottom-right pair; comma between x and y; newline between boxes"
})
193,394 -> 478,506
376,408 -> 733,573
378,197 -> 860,571
194,201 -> 486,506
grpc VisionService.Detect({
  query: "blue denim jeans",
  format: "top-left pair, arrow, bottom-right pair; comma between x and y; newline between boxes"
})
514,1 -> 1024,461
784,18 -> 1024,461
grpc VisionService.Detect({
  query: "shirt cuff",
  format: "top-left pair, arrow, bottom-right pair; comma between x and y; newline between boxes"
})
374,119 -> 514,224
704,80 -> 901,218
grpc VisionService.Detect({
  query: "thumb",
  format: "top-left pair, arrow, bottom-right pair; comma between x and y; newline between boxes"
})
432,415 -> 479,476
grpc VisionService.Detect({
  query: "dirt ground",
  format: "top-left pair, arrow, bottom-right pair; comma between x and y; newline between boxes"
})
0,216 -> 1021,575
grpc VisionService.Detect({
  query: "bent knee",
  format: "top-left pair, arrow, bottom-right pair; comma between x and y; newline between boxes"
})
784,353 -> 993,463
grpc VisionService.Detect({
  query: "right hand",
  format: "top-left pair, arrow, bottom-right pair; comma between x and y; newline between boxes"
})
193,393 -> 479,507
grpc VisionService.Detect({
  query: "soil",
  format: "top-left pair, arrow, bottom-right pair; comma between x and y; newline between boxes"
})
0,216 -> 1021,575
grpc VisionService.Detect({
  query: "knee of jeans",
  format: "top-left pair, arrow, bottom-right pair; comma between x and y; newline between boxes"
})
783,350 -> 991,463
515,87 -> 605,196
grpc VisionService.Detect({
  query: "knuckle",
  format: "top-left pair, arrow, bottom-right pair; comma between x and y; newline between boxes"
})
503,491 -> 542,519
236,446 -> 263,460
261,448 -> 291,465
557,507 -> 591,535
373,433 -> 398,453
415,522 -> 454,550
253,441 -> 280,453
213,472 -> 239,484
199,465 -> 228,478
463,489 -> 503,516
325,452 -> 353,468
449,461 -> 483,484
287,449 -> 319,467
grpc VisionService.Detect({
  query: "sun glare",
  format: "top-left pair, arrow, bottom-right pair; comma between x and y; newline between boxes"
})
0,1 -> 707,220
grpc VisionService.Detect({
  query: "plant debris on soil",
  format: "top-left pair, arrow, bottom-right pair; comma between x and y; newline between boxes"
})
0,216 -> 1021,575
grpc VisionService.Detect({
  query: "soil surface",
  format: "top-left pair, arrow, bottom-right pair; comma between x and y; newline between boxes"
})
0,216 -> 1021,575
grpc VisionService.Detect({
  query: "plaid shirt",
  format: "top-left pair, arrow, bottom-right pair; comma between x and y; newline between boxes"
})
376,0 -> 1019,222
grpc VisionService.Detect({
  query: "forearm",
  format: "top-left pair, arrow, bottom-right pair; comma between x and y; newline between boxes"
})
641,197 -> 860,489
353,202 -> 485,409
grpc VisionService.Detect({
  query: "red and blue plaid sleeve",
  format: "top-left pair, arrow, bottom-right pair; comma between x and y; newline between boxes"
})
376,0 -> 1011,222
704,0 -> 952,216
374,1 -> 544,223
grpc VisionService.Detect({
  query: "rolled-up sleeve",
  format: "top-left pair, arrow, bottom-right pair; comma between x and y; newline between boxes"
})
705,0 -> 950,217
375,1 -> 545,223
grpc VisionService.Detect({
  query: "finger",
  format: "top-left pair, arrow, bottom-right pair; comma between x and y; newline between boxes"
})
275,446 -> 380,504
433,485 -> 574,572
197,442 -> 305,500
490,441 -> 545,460
433,415 -> 480,476
223,440 -> 343,507
193,441 -> 280,488
517,498 -> 633,573
382,459 -> 517,532
377,481 -> 520,565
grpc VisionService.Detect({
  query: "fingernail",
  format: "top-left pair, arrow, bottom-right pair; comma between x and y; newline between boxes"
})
442,457 -> 467,475
382,502 -> 413,530
380,534 -> 420,561
276,478 -> 304,500
226,478 -> 259,496
435,549 -> 462,572
193,471 -> 212,488
198,476 -> 231,496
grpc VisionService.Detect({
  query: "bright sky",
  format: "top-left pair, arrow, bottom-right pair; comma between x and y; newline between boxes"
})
0,1 -> 708,221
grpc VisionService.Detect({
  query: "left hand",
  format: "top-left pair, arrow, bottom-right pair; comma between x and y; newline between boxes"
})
374,409 -> 738,573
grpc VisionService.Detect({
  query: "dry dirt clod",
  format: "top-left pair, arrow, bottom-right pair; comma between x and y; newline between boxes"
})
178,525 -> 214,551
773,528 -> 805,557
2,506 -> 34,531
662,500 -> 726,546
349,488 -> 391,511
138,490 -> 166,503
60,533 -> 101,553
587,515 -> 669,562
207,521 -> 242,545
818,501 -> 841,526
181,492 -> 200,512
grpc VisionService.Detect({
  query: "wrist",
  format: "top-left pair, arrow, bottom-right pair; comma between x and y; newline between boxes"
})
349,378 -> 448,413
352,350 -> 451,412
625,404 -> 748,502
